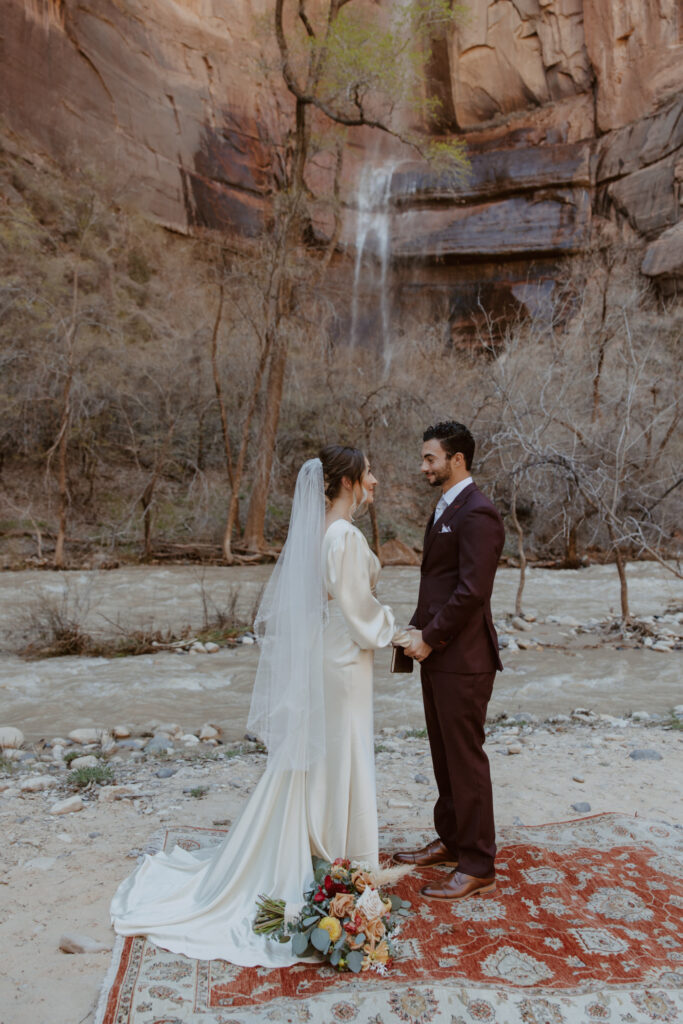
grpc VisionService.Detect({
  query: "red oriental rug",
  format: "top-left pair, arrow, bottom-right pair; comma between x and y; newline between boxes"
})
96,813 -> 683,1024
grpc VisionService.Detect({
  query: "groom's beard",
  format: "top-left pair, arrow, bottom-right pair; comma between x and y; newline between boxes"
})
425,468 -> 451,488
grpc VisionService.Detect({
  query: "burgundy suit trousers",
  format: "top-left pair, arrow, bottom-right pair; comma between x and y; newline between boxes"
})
420,664 -> 496,877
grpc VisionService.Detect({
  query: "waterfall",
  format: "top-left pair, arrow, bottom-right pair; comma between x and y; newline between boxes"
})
349,161 -> 398,369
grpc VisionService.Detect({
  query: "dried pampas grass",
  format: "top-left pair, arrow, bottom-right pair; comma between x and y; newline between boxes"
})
368,862 -> 414,887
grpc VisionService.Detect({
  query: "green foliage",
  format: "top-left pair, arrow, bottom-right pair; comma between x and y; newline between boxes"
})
68,764 -> 114,788
188,786 -> 209,798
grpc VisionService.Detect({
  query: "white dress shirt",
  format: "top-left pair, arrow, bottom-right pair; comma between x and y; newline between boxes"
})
434,476 -> 473,522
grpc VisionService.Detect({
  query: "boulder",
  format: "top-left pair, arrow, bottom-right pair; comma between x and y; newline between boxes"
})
198,723 -> 222,741
379,539 -> 420,567
641,222 -> 683,280
0,726 -> 24,749
68,755 -> 99,770
51,795 -> 84,815
68,728 -> 104,745
19,775 -> 59,792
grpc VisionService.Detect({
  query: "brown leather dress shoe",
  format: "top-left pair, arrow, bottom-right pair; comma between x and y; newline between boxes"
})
420,870 -> 496,901
392,838 -> 458,868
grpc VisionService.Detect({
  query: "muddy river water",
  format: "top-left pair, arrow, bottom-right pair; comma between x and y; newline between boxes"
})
1,562 -> 681,741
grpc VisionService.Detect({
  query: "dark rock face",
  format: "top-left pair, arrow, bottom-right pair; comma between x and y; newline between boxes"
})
1,0 -> 681,326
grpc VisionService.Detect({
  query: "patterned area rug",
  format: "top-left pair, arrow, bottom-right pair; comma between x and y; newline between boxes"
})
96,813 -> 683,1023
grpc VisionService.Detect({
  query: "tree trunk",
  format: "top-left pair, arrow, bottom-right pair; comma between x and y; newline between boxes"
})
368,501 -> 381,560
607,523 -> 630,622
241,336 -> 288,551
564,522 -> 581,569
210,274 -> 241,535
53,391 -> 70,569
510,484 -> 526,618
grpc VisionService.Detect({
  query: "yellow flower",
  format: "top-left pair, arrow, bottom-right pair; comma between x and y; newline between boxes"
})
362,939 -> 390,971
318,916 -> 342,942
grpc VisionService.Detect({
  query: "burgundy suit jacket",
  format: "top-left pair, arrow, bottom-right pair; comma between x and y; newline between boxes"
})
410,482 -> 504,673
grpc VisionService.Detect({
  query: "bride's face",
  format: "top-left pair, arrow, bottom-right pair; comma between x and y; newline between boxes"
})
358,460 -> 378,504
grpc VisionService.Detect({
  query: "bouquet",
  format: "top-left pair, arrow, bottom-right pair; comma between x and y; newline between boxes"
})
254,857 -> 412,974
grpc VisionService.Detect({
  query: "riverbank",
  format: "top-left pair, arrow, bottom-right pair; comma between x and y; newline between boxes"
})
1,712 -> 682,1024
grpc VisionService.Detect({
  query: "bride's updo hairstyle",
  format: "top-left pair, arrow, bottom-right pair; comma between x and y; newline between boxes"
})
319,445 -> 366,502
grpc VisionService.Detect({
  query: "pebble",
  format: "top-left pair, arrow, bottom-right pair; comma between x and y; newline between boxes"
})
205,642 -> 220,654
631,711 -> 650,721
59,933 -> 111,954
190,642 -> 207,654
69,755 -> 98,770
0,726 -> 24,749
506,639 -> 519,653
155,767 -> 177,779
629,749 -> 663,761
68,728 -> 103,745
145,734 -> 174,754
112,725 -> 131,739
572,775 -> 585,783
571,802 -> 591,813
652,641 -> 674,652
506,743 -> 523,755
240,636 -> 255,645
672,705 -> 683,718
19,775 -> 59,792
511,616 -> 533,632
414,773 -> 430,784
51,795 -> 84,815
388,798 -> 411,808
182,734 -> 200,746
52,745 -> 65,762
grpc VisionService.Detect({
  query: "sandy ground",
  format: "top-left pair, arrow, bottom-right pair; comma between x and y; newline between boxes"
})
1,716 -> 681,1024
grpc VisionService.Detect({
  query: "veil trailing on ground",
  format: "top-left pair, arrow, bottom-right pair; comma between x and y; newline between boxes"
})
247,458 -> 327,772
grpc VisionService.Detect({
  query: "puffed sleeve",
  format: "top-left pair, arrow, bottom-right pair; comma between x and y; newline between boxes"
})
326,527 -> 396,649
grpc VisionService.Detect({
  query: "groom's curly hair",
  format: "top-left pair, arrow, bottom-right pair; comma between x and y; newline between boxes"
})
319,445 -> 366,500
423,421 -> 475,470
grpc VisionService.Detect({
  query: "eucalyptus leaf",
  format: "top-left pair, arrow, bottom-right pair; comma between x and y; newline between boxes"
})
389,894 -> 402,910
346,950 -> 364,973
400,899 -> 412,909
355,932 -> 366,944
302,916 -> 319,928
311,928 -> 331,954
334,934 -> 347,951
329,949 -> 341,966
292,932 -> 310,956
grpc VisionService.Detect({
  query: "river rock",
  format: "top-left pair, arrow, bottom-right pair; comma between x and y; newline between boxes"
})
19,775 -> 59,792
145,734 -> 174,754
378,539 -> 421,566
204,642 -> 220,654
112,725 -> 131,739
571,802 -> 591,813
199,723 -> 221,741
51,795 -> 84,815
673,705 -> 683,718
182,734 -> 200,746
69,755 -> 99,770
68,728 -> 103,745
631,711 -> 650,721
59,933 -> 111,954
190,642 -> 207,654
506,743 -> 523,755
629,749 -> 663,761
0,726 -> 24,749
99,785 -> 138,802
511,616 -> 533,632
155,767 -> 178,779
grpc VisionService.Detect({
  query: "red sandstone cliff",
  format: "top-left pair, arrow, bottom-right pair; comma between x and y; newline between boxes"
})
2,0 -> 681,319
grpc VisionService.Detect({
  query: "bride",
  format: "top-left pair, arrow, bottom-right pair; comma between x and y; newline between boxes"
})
110,445 -> 397,966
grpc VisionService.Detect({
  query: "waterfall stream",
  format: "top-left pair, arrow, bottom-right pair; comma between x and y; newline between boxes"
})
349,160 -> 399,368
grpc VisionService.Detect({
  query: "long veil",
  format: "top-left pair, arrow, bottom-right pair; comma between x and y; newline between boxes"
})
247,458 -> 327,772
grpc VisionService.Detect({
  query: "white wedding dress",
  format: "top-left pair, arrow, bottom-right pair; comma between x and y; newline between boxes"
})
110,519 -> 395,966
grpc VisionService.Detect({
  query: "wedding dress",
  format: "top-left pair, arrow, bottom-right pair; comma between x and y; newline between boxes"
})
110,515 -> 395,966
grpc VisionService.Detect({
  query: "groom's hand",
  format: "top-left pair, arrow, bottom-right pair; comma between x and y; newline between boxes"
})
405,629 -> 432,663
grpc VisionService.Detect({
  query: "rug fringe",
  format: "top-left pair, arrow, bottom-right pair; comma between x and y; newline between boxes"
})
94,933 -> 124,1024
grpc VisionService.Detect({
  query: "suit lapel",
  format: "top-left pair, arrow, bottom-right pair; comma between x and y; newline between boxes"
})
422,482 -> 477,563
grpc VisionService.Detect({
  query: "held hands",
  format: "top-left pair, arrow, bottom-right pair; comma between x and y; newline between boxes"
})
404,629 -> 432,663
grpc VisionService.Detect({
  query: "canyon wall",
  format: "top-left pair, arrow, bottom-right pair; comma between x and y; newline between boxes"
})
1,0 -> 682,328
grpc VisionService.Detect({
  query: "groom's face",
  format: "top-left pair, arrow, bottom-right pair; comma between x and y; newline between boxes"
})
420,439 -> 454,488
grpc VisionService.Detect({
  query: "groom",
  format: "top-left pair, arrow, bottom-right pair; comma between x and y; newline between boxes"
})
394,421 -> 505,901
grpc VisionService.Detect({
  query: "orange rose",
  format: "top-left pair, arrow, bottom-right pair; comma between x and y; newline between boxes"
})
351,870 -> 372,892
360,914 -> 386,948
329,893 -> 355,919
